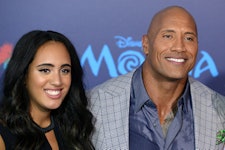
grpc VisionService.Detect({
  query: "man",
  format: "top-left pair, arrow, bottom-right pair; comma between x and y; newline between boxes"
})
88,6 -> 225,149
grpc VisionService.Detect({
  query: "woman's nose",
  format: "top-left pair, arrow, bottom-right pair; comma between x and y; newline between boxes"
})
50,72 -> 62,86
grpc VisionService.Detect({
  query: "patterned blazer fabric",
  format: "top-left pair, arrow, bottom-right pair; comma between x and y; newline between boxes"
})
190,79 -> 225,149
88,71 -> 225,150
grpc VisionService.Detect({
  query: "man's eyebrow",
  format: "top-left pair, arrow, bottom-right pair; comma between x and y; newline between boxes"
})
185,31 -> 197,37
161,29 -> 197,37
161,29 -> 175,33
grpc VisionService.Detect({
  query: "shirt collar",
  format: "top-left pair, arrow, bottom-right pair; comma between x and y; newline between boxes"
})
131,66 -> 150,112
131,66 -> 191,113
178,80 -> 191,113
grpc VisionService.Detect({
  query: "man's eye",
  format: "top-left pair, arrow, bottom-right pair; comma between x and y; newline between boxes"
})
185,37 -> 194,41
163,35 -> 172,39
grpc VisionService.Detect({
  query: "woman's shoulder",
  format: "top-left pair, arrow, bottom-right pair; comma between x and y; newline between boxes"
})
0,123 -> 17,149
0,123 -> 9,133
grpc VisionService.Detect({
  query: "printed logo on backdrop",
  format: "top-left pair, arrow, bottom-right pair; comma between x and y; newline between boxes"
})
81,36 -> 144,77
0,36 -> 219,81
80,36 -> 219,78
0,43 -> 12,76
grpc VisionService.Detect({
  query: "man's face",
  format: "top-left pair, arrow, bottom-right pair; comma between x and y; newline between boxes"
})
143,9 -> 198,81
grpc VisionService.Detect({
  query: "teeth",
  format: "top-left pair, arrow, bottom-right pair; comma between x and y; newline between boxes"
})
45,90 -> 60,96
167,58 -> 185,62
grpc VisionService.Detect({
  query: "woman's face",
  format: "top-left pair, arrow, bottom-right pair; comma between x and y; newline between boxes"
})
26,41 -> 71,114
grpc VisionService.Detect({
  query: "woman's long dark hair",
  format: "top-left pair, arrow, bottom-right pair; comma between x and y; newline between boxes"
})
0,30 -> 94,150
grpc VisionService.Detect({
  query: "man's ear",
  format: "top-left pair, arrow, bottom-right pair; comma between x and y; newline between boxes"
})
142,35 -> 149,55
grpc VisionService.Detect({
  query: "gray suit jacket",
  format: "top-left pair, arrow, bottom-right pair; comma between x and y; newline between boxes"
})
88,71 -> 225,150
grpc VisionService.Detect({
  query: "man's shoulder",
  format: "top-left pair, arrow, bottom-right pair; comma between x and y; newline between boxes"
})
87,71 -> 134,111
189,77 -> 225,111
189,77 -> 225,98
89,71 -> 134,93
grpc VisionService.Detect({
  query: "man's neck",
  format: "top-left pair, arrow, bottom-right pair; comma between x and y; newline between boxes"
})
142,71 -> 187,124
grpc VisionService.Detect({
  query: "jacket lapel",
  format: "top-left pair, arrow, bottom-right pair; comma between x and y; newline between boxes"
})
100,72 -> 133,149
190,78 -> 224,149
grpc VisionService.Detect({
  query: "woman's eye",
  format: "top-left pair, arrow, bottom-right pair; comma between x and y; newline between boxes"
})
39,68 -> 50,73
61,68 -> 71,74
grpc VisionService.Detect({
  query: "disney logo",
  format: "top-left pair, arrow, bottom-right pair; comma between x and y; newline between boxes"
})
115,36 -> 142,48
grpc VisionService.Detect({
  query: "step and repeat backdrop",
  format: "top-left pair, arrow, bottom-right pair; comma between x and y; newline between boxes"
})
0,0 -> 225,98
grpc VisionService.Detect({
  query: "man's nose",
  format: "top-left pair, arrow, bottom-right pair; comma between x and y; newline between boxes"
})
171,37 -> 186,52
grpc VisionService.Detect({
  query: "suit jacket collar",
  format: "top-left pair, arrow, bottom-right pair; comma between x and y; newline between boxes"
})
91,71 -> 225,149
125,72 -> 224,149
189,78 -> 224,149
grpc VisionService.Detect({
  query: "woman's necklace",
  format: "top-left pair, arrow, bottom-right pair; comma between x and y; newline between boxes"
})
35,116 -> 55,133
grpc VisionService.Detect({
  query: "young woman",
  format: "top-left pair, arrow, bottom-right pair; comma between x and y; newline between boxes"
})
0,30 -> 94,150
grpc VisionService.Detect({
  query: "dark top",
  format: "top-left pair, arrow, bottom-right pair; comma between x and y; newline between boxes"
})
0,119 -> 67,150
129,66 -> 195,150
